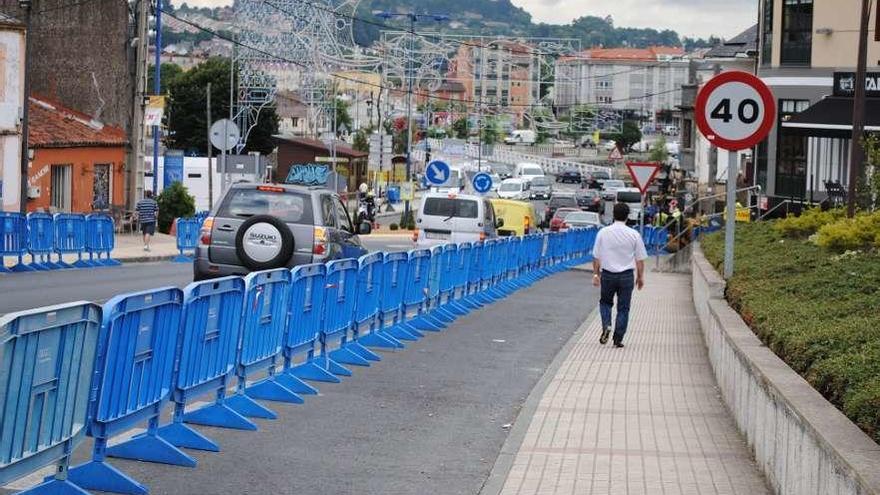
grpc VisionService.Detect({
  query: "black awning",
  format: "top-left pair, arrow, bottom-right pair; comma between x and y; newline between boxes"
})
781,96 -> 880,138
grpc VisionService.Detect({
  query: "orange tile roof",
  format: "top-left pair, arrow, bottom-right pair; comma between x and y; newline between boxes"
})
559,46 -> 685,63
28,96 -> 126,148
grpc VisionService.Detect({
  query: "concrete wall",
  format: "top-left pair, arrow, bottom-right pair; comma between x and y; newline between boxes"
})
691,248 -> 880,495
0,22 -> 24,211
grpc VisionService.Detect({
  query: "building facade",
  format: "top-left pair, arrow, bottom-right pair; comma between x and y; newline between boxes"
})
756,0 -> 880,201
555,47 -> 690,122
0,13 -> 24,212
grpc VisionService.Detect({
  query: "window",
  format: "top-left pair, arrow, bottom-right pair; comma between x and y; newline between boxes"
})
187,173 -> 202,178
781,0 -> 813,66
320,195 -> 336,227
92,163 -> 111,210
596,80 -> 612,90
217,189 -> 314,224
597,96 -> 612,105
775,99 -> 811,197
50,165 -> 72,211
761,0 -> 773,65
422,198 -> 479,218
334,198 -> 353,232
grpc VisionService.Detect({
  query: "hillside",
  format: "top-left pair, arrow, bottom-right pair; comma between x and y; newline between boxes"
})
168,1 -> 720,52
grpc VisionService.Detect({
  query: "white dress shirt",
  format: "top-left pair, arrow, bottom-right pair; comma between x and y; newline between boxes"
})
593,222 -> 648,273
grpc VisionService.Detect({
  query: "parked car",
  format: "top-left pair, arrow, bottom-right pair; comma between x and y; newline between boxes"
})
529,176 -> 553,200
560,211 -> 602,230
498,178 -> 531,200
548,208 -> 580,232
557,169 -> 582,184
544,193 -> 579,226
601,179 -> 626,200
415,192 -> 501,248
489,198 -> 540,237
576,189 -> 603,213
194,183 -> 371,281
583,170 -> 611,189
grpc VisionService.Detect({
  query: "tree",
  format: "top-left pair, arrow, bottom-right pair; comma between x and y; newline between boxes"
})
612,121 -> 642,152
156,182 -> 196,234
649,136 -> 669,163
166,57 -> 279,155
334,98 -> 353,135
147,63 -> 184,96
481,118 -> 502,145
452,117 -> 469,139
352,129 -> 369,153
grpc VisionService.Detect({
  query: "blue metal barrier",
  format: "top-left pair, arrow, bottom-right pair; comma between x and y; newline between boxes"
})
324,258 -> 380,369
284,263 -> 335,387
174,218 -> 202,263
85,214 -> 120,266
401,249 -> 443,332
376,252 -> 419,342
0,302 -> 101,494
653,227 -> 669,254
68,287 -> 191,495
53,214 -> 89,269
157,277 -> 254,453
450,242 -> 472,311
26,212 -> 57,270
435,243 -> 466,318
352,252 -> 402,349
465,241 -> 487,308
1,212 -> 32,272
227,269 -> 301,420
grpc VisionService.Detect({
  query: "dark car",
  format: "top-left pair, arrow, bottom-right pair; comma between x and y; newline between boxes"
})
583,170 -> 611,189
557,169 -> 582,184
576,189 -> 603,213
543,193 -> 579,226
193,183 -> 371,281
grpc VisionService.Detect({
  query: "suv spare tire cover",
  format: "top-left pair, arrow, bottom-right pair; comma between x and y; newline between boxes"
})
235,214 -> 295,271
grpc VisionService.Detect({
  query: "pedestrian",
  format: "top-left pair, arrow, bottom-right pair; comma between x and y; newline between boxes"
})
136,191 -> 159,252
591,202 -> 648,348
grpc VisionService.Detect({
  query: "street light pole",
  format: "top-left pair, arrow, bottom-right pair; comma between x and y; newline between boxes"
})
846,0 -> 871,218
151,0 -> 163,195
18,0 -> 32,214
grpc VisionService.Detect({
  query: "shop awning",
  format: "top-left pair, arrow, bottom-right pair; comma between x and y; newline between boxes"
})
781,97 -> 880,138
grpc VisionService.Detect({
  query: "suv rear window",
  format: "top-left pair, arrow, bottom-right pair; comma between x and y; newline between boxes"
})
549,196 -> 578,208
218,188 -> 314,224
617,191 -> 642,203
423,197 -> 479,218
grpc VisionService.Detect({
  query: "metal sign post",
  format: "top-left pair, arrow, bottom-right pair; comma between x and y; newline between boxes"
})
695,71 -> 776,279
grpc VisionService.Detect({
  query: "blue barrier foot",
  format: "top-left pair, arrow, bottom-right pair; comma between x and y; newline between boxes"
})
348,341 -> 382,361
328,345 -> 371,367
327,357 -> 353,377
9,263 -> 35,272
290,360 -> 342,383
445,302 -> 468,316
68,460 -> 148,495
226,392 -> 278,419
157,422 -> 220,452
246,377 -> 304,404
431,308 -> 456,323
275,372 -> 320,395
385,323 -> 420,342
475,293 -> 496,305
27,262 -> 50,271
20,478 -> 90,495
407,317 -> 442,332
172,255 -> 192,263
449,301 -> 472,314
72,260 -> 92,269
424,313 -> 449,329
106,432 -> 197,467
357,330 -> 404,349
0,265 -> 8,273
104,258 -> 123,266
54,261 -> 73,270
183,402 -> 258,430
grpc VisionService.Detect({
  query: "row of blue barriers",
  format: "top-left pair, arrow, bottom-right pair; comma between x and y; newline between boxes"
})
0,228 -> 597,494
635,225 -> 670,255
0,212 -> 119,272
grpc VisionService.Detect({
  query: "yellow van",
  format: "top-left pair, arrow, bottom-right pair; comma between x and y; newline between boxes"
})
490,198 -> 540,237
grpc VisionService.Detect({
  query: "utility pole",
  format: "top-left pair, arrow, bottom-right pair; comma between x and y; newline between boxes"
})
151,0 -> 163,194
206,82 -> 213,209
18,0 -> 33,214
128,0 -> 149,207
847,0 -> 871,218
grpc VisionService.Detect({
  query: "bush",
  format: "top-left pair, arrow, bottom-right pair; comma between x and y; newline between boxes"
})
389,223 -> 399,231
774,207 -> 845,238
815,211 -> 880,251
399,210 -> 416,230
156,181 -> 196,234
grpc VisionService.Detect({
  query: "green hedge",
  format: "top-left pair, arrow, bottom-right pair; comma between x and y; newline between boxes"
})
703,222 -> 880,442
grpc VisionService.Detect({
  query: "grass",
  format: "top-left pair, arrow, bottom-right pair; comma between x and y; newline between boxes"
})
702,222 -> 880,443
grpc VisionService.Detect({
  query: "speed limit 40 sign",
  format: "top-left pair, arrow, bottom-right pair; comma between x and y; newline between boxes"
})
695,71 -> 776,151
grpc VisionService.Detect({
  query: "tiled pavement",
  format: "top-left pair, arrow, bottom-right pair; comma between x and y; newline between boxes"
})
495,272 -> 769,495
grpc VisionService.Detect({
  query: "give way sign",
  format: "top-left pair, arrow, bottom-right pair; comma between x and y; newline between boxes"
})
695,71 -> 776,151
625,162 -> 662,194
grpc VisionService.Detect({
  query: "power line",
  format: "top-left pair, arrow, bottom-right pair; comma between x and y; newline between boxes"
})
161,9 -> 683,111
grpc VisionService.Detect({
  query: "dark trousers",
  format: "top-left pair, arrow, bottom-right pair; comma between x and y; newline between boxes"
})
599,269 -> 634,343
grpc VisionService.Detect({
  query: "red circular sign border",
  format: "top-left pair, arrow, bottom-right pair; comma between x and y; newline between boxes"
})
695,71 -> 776,151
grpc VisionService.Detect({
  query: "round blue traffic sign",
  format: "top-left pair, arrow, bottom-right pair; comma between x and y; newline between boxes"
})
425,160 -> 451,186
472,172 -> 493,194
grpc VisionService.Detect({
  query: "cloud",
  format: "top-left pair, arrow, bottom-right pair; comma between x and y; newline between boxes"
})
511,0 -> 757,39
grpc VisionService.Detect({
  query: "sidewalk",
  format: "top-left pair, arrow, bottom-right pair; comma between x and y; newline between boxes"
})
488,272 -> 769,495
3,232 -> 179,268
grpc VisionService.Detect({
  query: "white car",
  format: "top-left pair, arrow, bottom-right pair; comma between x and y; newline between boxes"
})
615,188 -> 644,224
497,178 -> 530,200
560,211 -> 602,230
514,162 -> 545,183
601,179 -> 626,200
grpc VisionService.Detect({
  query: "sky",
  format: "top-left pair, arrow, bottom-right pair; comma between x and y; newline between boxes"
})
509,0 -> 758,39
173,0 -> 758,40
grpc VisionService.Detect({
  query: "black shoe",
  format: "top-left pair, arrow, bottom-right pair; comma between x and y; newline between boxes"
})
600,327 -> 610,345
613,341 -> 624,348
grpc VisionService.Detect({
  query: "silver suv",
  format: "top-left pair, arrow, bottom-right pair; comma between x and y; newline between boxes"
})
193,183 -> 370,281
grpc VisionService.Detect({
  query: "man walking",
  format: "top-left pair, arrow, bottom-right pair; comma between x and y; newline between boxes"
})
592,203 -> 647,347
136,191 -> 159,251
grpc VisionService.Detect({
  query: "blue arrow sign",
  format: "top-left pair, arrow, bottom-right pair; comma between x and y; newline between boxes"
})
472,172 -> 493,194
425,160 -> 451,186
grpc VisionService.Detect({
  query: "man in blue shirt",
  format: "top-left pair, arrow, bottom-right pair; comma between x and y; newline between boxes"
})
136,191 -> 159,251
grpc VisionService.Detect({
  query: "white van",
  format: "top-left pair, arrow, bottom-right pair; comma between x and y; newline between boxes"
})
615,187 -> 644,224
415,192 -> 501,248
430,167 -> 465,194
497,178 -> 530,200
514,162 -> 545,183
505,130 -> 537,145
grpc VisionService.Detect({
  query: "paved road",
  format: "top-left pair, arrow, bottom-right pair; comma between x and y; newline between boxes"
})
62,269 -> 598,495
0,235 -> 414,316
